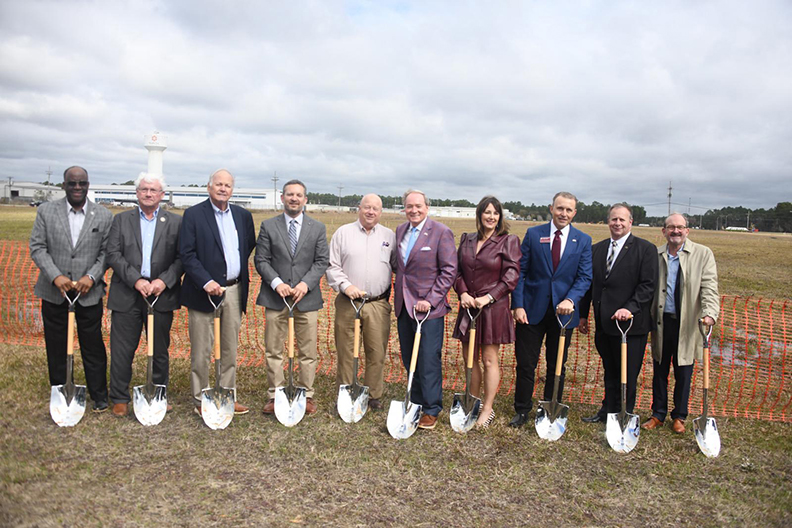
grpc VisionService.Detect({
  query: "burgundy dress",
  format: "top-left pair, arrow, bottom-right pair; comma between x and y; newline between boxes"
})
452,232 -> 521,345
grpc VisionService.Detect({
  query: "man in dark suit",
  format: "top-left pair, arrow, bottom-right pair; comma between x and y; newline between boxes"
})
106,173 -> 183,416
29,166 -> 113,412
394,189 -> 457,430
579,203 -> 658,423
509,192 -> 593,427
255,179 -> 329,415
179,169 -> 256,415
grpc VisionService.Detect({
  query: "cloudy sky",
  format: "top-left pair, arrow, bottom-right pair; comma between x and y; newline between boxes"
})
1,1 -> 790,216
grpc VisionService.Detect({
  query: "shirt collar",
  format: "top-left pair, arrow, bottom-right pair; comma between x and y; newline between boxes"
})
211,201 -> 231,215
409,218 -> 428,232
355,219 -> 378,233
610,233 -> 630,249
550,222 -> 570,238
67,201 -> 86,215
284,212 -> 304,225
138,206 -> 160,220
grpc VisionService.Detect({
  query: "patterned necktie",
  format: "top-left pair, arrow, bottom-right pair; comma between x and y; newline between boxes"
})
551,229 -> 562,271
404,227 -> 418,264
605,240 -> 618,278
289,219 -> 298,256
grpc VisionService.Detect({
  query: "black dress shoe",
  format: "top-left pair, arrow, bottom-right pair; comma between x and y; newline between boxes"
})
581,413 -> 605,423
92,401 -> 108,413
508,412 -> 530,428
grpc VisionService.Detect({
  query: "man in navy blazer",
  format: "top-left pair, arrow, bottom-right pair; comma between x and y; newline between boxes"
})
179,169 -> 256,415
394,189 -> 457,430
509,192 -> 592,427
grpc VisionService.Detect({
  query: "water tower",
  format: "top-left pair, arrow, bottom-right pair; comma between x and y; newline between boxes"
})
144,132 -> 167,177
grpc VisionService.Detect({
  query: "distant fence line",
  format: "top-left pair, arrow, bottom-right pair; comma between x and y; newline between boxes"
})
1,240 -> 789,422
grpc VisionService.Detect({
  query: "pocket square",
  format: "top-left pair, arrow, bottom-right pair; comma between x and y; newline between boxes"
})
420,246 -> 432,251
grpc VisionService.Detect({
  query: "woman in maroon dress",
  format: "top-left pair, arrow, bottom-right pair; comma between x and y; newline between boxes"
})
452,196 -> 521,427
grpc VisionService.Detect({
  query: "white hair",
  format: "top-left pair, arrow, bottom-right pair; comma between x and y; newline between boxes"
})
134,172 -> 166,191
208,168 -> 235,186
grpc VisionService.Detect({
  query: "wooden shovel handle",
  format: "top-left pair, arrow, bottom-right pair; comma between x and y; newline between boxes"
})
353,319 -> 361,359
67,311 -> 75,358
555,335 -> 566,377
147,313 -> 154,358
620,341 -> 627,384
408,332 -> 421,374
288,315 -> 295,359
466,329 -> 476,369
703,345 -> 710,390
213,316 -> 221,361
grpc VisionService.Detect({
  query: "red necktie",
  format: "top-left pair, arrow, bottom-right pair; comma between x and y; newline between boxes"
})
552,229 -> 561,271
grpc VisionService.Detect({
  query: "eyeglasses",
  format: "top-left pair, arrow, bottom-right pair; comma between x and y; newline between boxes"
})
664,225 -> 688,231
65,180 -> 88,188
137,187 -> 163,195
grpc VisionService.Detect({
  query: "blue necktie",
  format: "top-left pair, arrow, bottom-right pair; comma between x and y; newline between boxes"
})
404,227 -> 418,264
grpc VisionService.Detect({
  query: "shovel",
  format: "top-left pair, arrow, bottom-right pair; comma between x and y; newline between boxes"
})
337,295 -> 370,423
201,290 -> 235,430
449,307 -> 482,433
694,320 -> 721,457
133,295 -> 168,426
387,306 -> 431,439
275,296 -> 307,427
50,287 -> 87,427
535,313 -> 573,441
606,316 -> 640,453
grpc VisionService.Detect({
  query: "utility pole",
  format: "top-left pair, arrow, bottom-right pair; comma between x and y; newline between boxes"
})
337,185 -> 344,207
688,198 -> 691,215
45,166 -> 52,185
667,181 -> 672,215
271,171 -> 279,210
747,212 -> 751,230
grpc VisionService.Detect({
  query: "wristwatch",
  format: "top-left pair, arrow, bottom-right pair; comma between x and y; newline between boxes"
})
487,294 -> 496,304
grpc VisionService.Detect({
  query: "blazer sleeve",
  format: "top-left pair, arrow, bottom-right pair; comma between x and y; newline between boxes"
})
425,227 -> 457,308
106,213 -> 143,289
510,228 -> 530,309
29,207 -> 62,283
243,210 -> 256,260
157,215 -> 183,290
623,240 -> 658,316
566,233 -> 593,306
299,222 -> 330,290
86,209 -> 111,282
489,234 -> 521,301
179,208 -> 213,288
700,246 -> 720,322
453,232 -> 469,296
254,221 -> 279,286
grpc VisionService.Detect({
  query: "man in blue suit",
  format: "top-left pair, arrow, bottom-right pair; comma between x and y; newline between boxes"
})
509,192 -> 593,427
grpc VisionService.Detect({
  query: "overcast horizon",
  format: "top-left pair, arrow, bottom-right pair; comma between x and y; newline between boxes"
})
1,1 -> 790,216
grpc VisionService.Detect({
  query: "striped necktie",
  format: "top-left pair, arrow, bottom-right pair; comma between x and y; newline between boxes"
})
605,240 -> 618,278
289,219 -> 298,256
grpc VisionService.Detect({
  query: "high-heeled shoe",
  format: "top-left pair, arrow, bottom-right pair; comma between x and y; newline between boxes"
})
476,410 -> 496,428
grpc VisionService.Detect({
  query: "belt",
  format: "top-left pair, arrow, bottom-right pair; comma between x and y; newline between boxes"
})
225,278 -> 240,286
343,287 -> 391,303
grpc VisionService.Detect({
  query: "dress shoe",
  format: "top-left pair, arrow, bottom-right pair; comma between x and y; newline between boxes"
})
166,403 -> 173,412
642,416 -> 663,430
581,413 -> 606,423
111,402 -> 128,417
508,412 -> 529,428
672,418 -> 686,434
92,401 -> 108,413
234,402 -> 249,415
262,399 -> 275,414
418,414 -> 438,429
368,398 -> 382,410
306,398 -> 318,414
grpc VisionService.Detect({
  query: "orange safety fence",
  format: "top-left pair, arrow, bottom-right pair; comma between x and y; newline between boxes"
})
2,239 -> 790,422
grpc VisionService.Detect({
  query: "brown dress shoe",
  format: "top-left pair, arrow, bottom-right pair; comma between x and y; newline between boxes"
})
368,398 -> 382,410
306,398 -> 317,414
112,403 -> 128,417
234,402 -> 250,415
262,399 -> 275,414
418,414 -> 438,430
642,417 -> 663,430
672,418 -> 686,434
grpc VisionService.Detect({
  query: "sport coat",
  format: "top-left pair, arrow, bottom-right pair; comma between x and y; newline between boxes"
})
106,207 -> 183,313
30,197 -> 113,306
393,218 -> 457,320
255,213 -> 329,312
179,199 -> 256,314
511,223 -> 592,327
580,233 -> 657,336
651,239 -> 720,366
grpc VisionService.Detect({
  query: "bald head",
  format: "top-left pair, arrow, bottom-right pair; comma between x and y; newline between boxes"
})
358,193 -> 383,231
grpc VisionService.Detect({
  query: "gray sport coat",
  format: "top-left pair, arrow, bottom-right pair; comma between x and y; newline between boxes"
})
106,207 -> 183,313
29,197 -> 113,306
254,213 -> 329,312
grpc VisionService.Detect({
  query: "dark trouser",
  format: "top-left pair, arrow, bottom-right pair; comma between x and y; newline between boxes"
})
651,314 -> 694,421
42,298 -> 108,404
109,299 -> 174,404
513,304 -> 573,414
397,306 -> 444,416
595,330 -> 647,416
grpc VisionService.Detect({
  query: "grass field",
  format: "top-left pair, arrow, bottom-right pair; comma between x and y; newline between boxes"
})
1,204 -> 791,526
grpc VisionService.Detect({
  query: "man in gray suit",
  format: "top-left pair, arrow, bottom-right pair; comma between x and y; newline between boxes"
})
30,166 -> 113,412
106,173 -> 183,417
255,180 -> 329,415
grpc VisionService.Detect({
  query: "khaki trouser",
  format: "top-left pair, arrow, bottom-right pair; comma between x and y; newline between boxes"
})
334,295 -> 391,400
188,283 -> 242,406
265,305 -> 319,399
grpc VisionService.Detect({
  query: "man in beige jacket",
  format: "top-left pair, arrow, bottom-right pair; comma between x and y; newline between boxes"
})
643,213 -> 720,433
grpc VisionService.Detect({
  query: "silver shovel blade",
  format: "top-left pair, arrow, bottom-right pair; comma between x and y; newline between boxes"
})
274,386 -> 307,427
606,412 -> 640,453
49,384 -> 87,427
201,387 -> 235,430
132,384 -> 168,427
693,416 -> 721,458
449,393 -> 481,433
387,400 -> 421,439
337,384 -> 370,423
535,401 -> 570,441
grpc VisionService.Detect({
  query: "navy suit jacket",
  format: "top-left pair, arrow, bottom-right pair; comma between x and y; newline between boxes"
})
179,199 -> 256,314
511,223 -> 592,328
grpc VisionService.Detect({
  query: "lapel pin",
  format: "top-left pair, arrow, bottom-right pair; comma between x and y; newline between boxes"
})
160,217 -> 166,222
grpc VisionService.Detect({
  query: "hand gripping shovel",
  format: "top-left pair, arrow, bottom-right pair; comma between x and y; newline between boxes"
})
133,295 -> 168,426
606,316 -> 640,453
694,320 -> 721,457
275,296 -> 307,427
337,295 -> 370,423
387,306 -> 431,439
50,287 -> 87,427
201,290 -> 235,430
449,307 -> 483,433
535,313 -> 573,441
